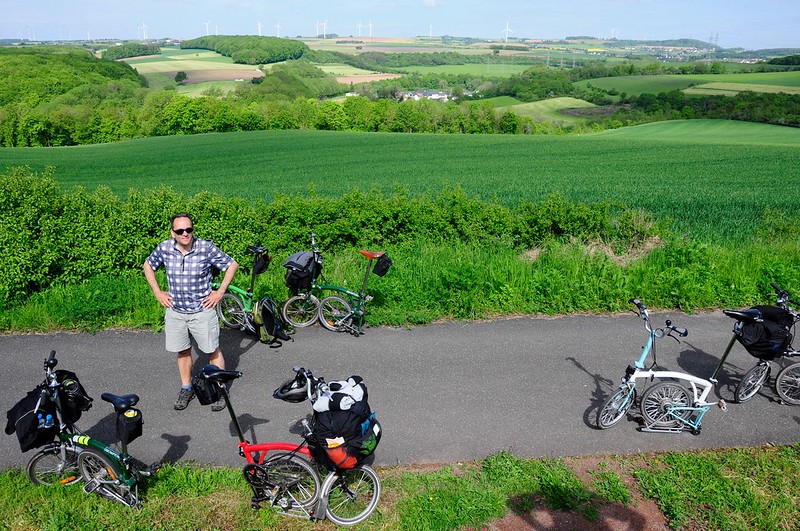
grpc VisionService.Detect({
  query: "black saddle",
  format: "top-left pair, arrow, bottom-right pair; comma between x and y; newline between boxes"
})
201,364 -> 242,385
101,393 -> 140,414
723,308 -> 763,323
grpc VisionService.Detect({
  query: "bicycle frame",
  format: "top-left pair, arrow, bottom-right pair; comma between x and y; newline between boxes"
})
604,299 -> 725,433
213,245 -> 270,332
203,364 -> 380,523
27,351 -> 154,507
317,251 -> 382,335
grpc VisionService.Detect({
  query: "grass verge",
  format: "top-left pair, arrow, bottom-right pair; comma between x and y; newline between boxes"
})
3,445 -> 799,530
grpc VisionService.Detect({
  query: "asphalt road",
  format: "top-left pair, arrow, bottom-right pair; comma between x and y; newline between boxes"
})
3,312 -> 800,471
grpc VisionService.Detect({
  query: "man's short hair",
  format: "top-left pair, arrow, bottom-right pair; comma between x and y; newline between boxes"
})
171,213 -> 193,229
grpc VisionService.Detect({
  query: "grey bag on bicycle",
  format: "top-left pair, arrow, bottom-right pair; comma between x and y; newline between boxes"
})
283,252 -> 320,291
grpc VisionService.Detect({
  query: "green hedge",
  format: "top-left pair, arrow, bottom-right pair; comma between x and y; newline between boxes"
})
2,166 -> 798,331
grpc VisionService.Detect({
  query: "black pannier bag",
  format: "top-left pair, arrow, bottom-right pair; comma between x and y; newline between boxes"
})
736,305 -> 794,360
56,370 -> 93,425
310,376 -> 381,470
372,253 -> 392,277
116,408 -> 143,445
192,373 -> 221,405
283,251 -> 321,291
5,387 -> 59,452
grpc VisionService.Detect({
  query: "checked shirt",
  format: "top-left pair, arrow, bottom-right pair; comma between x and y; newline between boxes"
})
146,237 -> 234,314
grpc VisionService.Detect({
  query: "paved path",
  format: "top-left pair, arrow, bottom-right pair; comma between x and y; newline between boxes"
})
3,312 -> 799,471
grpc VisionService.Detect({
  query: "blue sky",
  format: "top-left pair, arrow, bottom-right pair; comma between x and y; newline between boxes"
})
3,0 -> 798,50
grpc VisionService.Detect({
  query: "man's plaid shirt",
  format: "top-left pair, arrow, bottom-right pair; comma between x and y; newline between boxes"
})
146,237 -> 234,314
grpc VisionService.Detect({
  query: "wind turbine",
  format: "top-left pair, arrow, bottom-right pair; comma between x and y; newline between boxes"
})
358,20 -> 362,37
141,23 -> 148,40
322,19 -> 328,39
203,21 -> 210,36
275,22 -> 281,38
368,20 -> 373,39
257,21 -> 262,36
502,21 -> 513,42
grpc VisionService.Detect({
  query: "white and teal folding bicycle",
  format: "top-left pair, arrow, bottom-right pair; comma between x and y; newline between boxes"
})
597,299 -> 728,434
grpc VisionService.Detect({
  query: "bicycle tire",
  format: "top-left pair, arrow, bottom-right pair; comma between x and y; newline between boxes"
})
264,455 -> 320,508
78,448 -> 139,507
324,465 -> 381,526
640,382 -> 693,429
318,296 -> 352,332
596,388 -> 636,429
217,293 -> 247,330
282,294 -> 320,328
26,443 -> 82,486
734,362 -> 771,403
775,362 -> 800,405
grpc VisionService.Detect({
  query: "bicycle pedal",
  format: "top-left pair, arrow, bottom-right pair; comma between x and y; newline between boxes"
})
718,400 -> 728,411
83,478 -> 101,493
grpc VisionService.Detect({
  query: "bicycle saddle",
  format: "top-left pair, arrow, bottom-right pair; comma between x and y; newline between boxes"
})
201,364 -> 242,384
101,393 -> 140,413
247,245 -> 269,254
359,250 -> 384,260
723,308 -> 763,323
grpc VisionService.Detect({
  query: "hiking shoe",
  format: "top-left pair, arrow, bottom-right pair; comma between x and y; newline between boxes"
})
211,385 -> 228,412
174,387 -> 194,410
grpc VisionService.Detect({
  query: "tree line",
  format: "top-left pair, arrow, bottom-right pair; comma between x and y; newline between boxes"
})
2,46 -> 799,147
180,36 -> 307,65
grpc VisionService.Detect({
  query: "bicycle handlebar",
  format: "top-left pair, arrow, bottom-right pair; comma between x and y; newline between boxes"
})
664,319 -> 688,337
630,298 -> 688,338
45,350 -> 57,370
772,282 -> 800,308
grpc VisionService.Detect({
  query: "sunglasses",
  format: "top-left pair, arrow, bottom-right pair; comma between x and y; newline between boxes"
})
172,227 -> 194,235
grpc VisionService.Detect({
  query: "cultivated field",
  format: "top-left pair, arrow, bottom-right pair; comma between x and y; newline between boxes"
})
2,120 -> 798,243
574,71 -> 800,96
496,97 -> 599,125
123,47 -> 265,89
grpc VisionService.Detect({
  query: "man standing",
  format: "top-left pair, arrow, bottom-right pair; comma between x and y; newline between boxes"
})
144,213 -> 238,411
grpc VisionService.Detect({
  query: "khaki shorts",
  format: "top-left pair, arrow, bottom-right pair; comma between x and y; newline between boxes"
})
165,308 -> 220,354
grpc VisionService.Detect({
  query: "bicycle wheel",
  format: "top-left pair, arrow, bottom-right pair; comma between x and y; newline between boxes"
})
282,294 -> 320,328
775,362 -> 800,405
640,382 -> 693,429
324,465 -> 381,526
318,296 -> 352,332
217,293 -> 247,330
596,388 -> 636,429
734,362 -> 771,403
78,448 -> 138,507
26,444 -> 82,486
264,455 -> 320,509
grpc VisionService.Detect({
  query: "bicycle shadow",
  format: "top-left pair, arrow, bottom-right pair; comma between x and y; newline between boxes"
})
84,412 -> 193,465
677,341 -> 743,402
564,357 -> 621,430
231,413 -> 271,443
